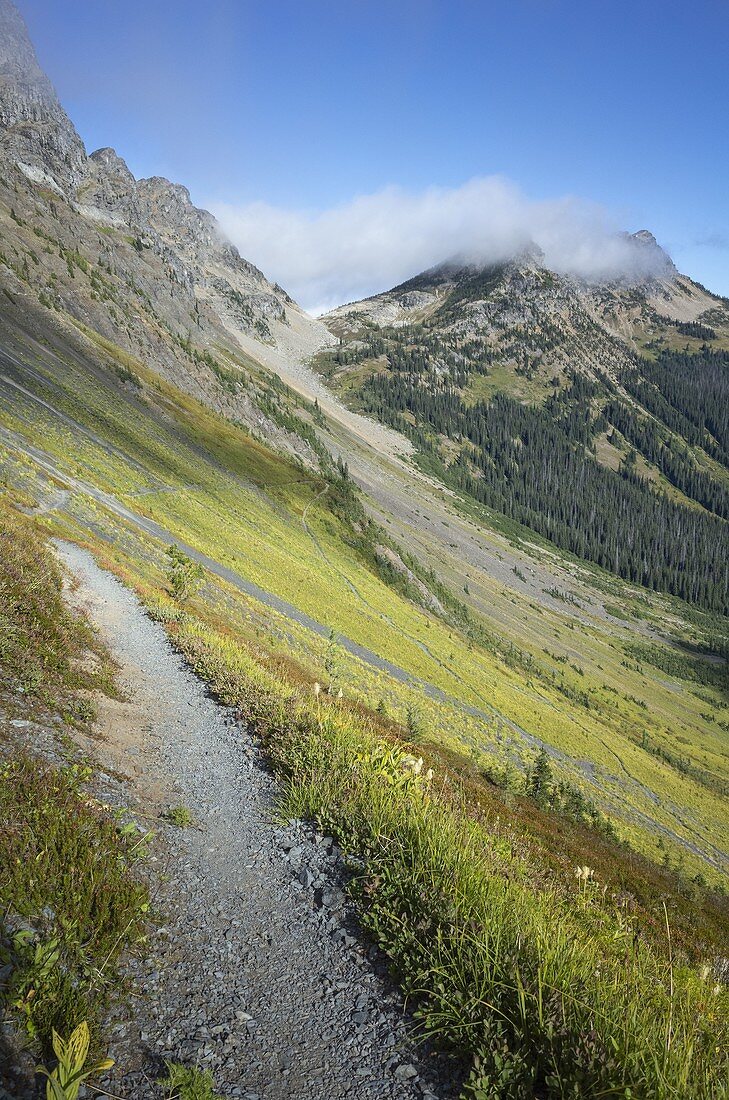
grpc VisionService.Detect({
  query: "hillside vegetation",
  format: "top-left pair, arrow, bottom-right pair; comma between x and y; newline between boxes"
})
0,498 -> 148,1070
2,486 -> 727,1097
318,270 -> 729,613
89,556 -> 729,1098
2,302 -> 728,886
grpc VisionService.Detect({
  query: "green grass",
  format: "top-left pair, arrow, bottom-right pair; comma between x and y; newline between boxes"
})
151,611 -> 729,1100
0,498 -> 149,1061
1,323 -> 727,885
0,754 -> 149,1050
462,362 -> 552,406
157,1061 -> 224,1100
0,499 -> 115,721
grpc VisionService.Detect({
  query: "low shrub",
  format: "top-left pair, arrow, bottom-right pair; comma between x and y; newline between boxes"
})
157,1061 -> 224,1100
0,755 -> 149,1052
0,498 -> 115,718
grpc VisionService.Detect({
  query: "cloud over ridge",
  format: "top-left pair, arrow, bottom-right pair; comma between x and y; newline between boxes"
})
212,176 -> 671,314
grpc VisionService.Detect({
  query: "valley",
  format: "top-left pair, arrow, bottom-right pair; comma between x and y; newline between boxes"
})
1,301 -> 726,882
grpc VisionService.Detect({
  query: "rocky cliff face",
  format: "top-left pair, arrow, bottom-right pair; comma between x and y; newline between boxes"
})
0,0 -> 86,189
0,0 -> 330,457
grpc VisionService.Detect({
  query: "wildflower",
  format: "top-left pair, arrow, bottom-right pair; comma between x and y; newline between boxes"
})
314,682 -> 321,697
700,964 -> 711,982
413,757 -> 424,776
337,688 -> 343,699
425,768 -> 434,782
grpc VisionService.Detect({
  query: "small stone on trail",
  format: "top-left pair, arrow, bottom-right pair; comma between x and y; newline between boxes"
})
298,866 -> 315,888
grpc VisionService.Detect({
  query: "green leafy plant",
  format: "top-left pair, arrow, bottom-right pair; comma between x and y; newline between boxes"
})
157,1061 -> 224,1100
162,804 -> 195,828
36,1021 -> 113,1100
0,755 -> 150,1047
8,933 -> 61,1038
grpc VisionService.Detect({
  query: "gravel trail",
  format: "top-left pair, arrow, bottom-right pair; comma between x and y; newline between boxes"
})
56,542 -> 457,1100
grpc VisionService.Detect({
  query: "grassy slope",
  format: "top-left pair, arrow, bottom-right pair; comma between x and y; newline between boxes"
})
2,488 -> 726,1098
135,599 -> 729,1100
0,311 -> 727,887
1,310 -> 728,1095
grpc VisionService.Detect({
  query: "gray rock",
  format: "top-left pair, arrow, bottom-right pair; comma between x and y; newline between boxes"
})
395,1064 -> 418,1081
297,866 -> 315,888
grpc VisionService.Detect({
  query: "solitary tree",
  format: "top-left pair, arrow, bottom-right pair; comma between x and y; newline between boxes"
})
165,544 -> 204,601
525,747 -> 553,805
405,703 -> 425,744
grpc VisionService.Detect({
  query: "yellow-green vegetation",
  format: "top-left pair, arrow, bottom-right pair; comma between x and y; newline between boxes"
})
0,499 -> 149,1062
157,1061 -> 225,1100
462,361 -> 552,406
147,611 -> 728,1100
0,499 -> 114,722
1,318 -> 728,1094
1,321 -> 727,886
162,803 -> 196,828
0,755 -> 148,1047
36,1020 -> 114,1100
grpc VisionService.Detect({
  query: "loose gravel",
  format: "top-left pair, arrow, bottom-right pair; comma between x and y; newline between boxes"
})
55,543 -> 460,1100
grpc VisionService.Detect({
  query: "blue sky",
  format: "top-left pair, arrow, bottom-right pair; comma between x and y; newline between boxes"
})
17,0 -> 729,306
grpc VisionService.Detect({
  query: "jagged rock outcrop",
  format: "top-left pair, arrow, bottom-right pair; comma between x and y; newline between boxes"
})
0,0 -> 86,189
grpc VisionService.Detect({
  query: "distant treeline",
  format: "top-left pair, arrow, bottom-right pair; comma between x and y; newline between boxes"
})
357,346 -> 729,614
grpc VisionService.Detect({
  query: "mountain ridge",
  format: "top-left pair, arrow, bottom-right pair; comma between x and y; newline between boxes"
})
0,0 -> 334,458
315,243 -> 729,613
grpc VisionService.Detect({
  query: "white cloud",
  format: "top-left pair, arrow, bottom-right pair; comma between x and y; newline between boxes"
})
212,176 -> 672,314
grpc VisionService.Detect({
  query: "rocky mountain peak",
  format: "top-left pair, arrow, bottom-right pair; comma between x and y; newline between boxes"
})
0,0 -> 336,400
0,0 -> 87,190
624,228 -> 677,283
136,174 -> 217,245
411,242 -> 546,289
632,229 -> 658,245
0,3 -> 273,288
89,146 -> 136,183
